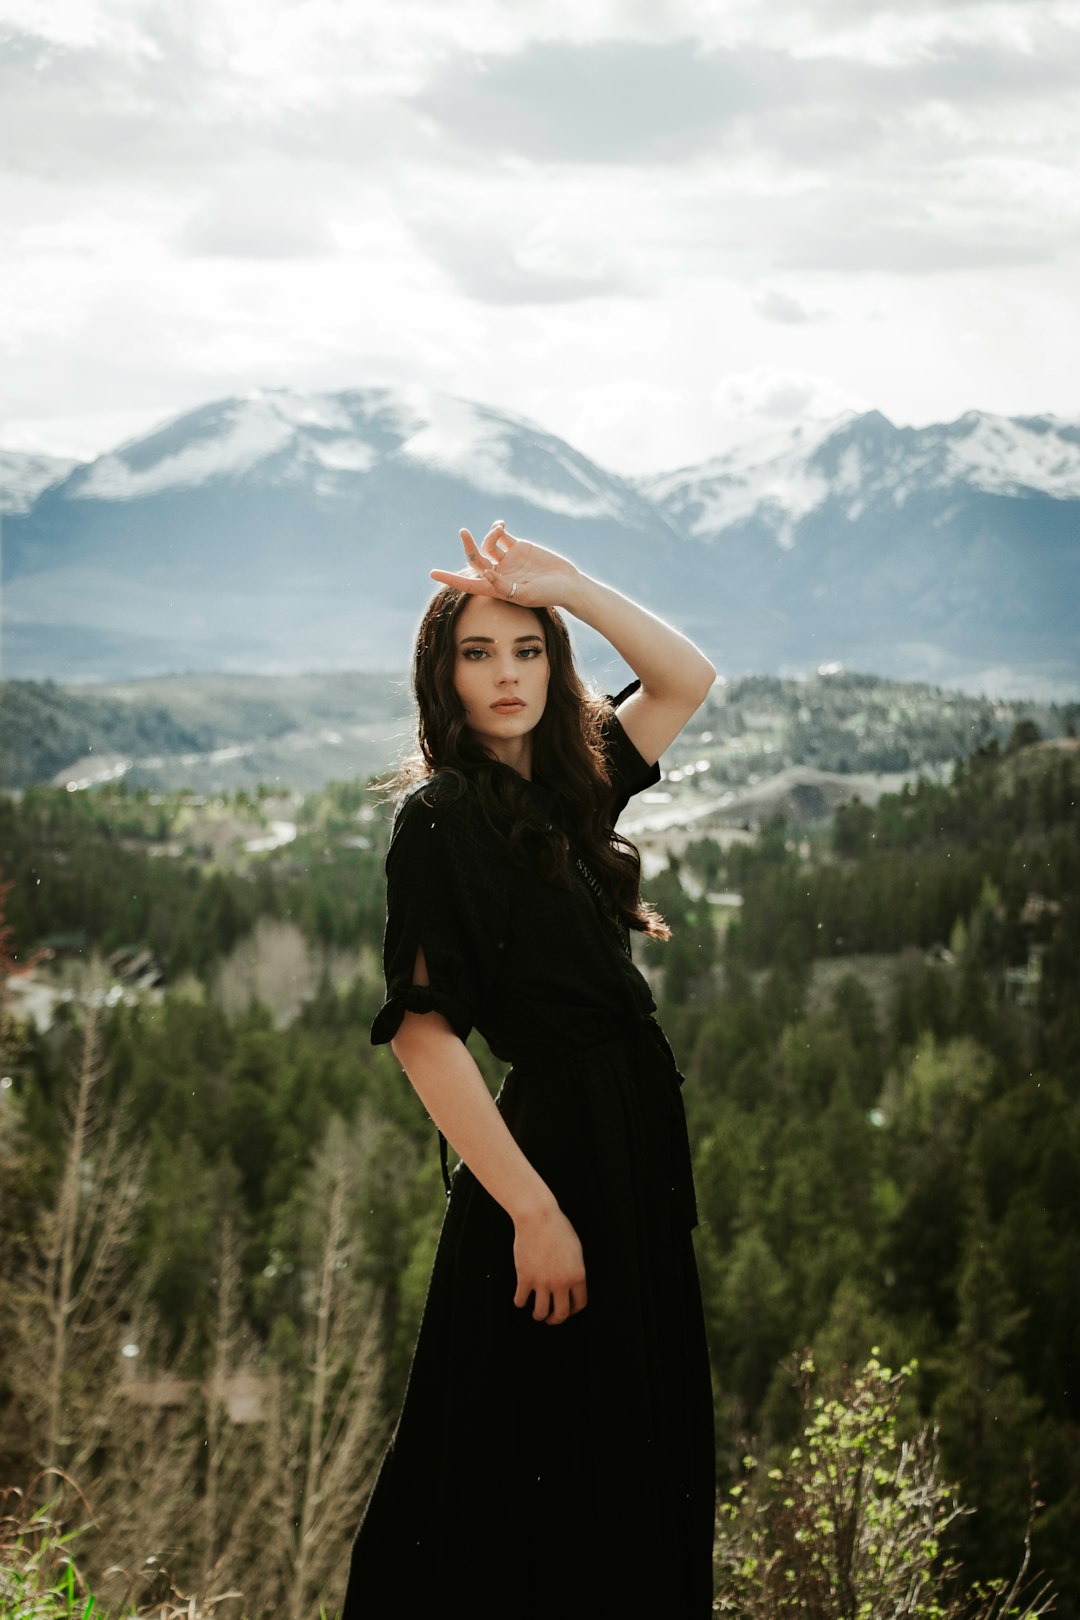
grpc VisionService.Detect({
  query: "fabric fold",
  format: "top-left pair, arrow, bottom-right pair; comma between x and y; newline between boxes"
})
370,984 -> 472,1047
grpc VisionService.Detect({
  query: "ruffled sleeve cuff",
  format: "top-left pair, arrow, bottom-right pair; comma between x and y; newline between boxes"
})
370,983 -> 474,1047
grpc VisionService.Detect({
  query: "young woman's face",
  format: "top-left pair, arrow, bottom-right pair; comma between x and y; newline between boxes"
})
452,594 -> 550,763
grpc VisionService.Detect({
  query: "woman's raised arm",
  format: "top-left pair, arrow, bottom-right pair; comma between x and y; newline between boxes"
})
431,522 -> 716,766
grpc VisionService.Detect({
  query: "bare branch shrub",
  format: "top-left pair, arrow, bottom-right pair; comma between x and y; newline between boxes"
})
257,1115 -> 384,1620
713,1352 -> 1055,1619
4,973 -> 147,1484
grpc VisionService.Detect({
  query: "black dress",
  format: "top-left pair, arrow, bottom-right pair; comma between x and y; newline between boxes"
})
341,682 -> 715,1618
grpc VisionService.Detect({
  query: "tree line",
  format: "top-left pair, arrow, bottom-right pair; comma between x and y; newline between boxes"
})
0,729 -> 1076,1613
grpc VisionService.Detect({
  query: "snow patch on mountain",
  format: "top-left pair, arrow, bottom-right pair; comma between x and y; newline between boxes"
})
262,393 -> 357,434
0,449 -> 81,515
644,409 -> 1080,543
393,387 -> 627,520
309,438 -> 378,473
932,412 -> 1080,499
397,391 -> 514,479
74,395 -> 300,501
62,384 -> 633,520
642,416 -> 845,544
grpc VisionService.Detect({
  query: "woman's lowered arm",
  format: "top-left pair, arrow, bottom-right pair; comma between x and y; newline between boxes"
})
390,947 -> 588,1327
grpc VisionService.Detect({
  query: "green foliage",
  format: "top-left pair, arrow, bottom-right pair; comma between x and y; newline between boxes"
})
0,1485 -> 99,1620
714,743 -> 1079,968
0,781 -> 390,984
642,856 -> 717,1003
714,1355 -> 1054,1619
0,671 -> 408,792
1006,720 -> 1044,756
1,723 -> 1077,1610
0,1483 -> 245,1617
934,1197 -> 1045,1569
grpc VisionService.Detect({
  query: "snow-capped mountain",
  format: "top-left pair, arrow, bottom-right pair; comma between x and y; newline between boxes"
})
637,409 -> 1080,697
2,396 -> 1077,695
1,387 -> 703,682
641,410 -> 1080,545
0,448 -> 82,516
64,387 -> 651,524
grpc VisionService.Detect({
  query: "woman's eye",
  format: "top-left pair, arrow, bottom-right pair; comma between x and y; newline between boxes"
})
517,648 -> 542,659
462,648 -> 488,660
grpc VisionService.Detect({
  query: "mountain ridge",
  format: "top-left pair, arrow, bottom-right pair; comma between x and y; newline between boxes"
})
0,448 -> 83,516
2,389 -> 1076,696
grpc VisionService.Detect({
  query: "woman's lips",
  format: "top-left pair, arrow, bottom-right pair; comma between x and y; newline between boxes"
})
490,699 -> 525,711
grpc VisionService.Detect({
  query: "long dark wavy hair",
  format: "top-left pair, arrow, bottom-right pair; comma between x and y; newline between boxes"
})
383,584 -> 669,942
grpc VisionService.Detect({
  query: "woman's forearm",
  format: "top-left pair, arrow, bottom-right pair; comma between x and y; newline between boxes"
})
390,1012 -> 556,1223
437,523 -> 714,706
558,573 -> 715,704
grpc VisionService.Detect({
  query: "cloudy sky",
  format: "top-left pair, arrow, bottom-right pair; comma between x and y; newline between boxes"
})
2,0 -> 1079,473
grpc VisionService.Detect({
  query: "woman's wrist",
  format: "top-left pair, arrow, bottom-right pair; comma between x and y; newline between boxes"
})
555,569 -> 603,621
507,1181 -> 560,1228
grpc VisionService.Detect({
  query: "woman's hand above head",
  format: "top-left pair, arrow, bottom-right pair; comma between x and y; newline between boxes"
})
430,522 -> 582,611
429,517 -> 716,809
512,1197 -> 588,1327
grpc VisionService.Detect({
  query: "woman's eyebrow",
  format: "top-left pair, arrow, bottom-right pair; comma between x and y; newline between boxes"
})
457,634 -> 544,646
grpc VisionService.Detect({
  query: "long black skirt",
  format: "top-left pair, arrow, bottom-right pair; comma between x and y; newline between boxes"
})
340,1019 -> 716,1618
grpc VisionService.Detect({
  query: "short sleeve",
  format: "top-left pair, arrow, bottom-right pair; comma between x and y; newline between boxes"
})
602,679 -> 662,822
369,780 -> 509,1048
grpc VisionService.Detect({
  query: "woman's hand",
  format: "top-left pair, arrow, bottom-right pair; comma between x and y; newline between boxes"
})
512,1199 -> 588,1326
392,1004 -> 587,1326
430,521 -> 582,610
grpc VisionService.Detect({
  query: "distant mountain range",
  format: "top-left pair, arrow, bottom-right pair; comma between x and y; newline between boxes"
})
2,389 -> 1077,697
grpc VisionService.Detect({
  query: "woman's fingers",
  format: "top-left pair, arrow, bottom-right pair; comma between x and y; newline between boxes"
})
429,528 -> 496,593
460,527 -> 492,570
513,1279 -> 587,1325
512,1206 -> 586,1323
428,523 -> 522,601
545,1288 -> 572,1326
429,569 -> 493,594
480,521 -> 508,564
513,1282 -> 580,1323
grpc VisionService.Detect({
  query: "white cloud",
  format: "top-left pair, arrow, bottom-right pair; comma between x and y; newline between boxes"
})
1,0 -> 1079,473
754,288 -> 823,323
176,172 -> 337,259
700,368 -> 870,462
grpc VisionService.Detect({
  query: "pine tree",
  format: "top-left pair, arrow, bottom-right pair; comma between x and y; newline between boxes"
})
934,1193 -> 1043,1576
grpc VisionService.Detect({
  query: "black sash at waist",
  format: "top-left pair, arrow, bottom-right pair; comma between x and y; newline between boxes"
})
504,1013 -> 679,1079
502,1014 -> 699,1232
435,1016 -> 699,1230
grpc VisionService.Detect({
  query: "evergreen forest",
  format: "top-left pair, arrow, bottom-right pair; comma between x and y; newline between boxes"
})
0,726 -> 1076,1616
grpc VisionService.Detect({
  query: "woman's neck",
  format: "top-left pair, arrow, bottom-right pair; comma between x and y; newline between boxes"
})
477,734 -> 534,779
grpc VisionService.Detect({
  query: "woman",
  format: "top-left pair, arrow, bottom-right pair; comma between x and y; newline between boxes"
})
341,521 -> 717,1617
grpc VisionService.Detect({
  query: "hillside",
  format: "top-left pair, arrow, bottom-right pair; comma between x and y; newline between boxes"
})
2,665 -> 1076,807
0,669 -> 413,791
